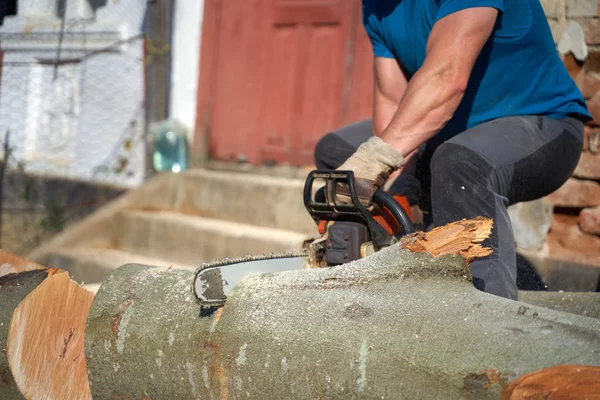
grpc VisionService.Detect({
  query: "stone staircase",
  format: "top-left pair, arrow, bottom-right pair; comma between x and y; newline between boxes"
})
28,169 -> 319,290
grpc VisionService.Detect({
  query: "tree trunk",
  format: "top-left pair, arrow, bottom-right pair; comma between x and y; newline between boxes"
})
7,269 -> 94,400
0,251 -> 94,400
85,265 -> 215,399
0,249 -> 46,276
517,291 -> 600,319
84,218 -> 600,399
0,269 -> 49,400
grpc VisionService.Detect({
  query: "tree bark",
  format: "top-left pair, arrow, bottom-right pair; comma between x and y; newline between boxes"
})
85,218 -> 600,399
518,291 -> 600,319
85,265 -> 215,399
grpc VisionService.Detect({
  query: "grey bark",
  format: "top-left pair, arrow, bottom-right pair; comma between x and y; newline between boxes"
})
0,269 -> 49,400
518,290 -> 600,319
85,265 -> 213,399
85,246 -> 600,400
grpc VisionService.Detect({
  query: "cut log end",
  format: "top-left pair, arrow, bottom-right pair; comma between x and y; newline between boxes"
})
400,217 -> 493,264
7,269 -> 94,400
0,250 -> 46,278
502,365 -> 600,400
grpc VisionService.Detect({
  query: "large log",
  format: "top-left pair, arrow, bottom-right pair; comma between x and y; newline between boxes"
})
0,269 -> 50,400
0,249 -> 46,276
0,251 -> 94,400
85,218 -> 600,399
7,269 -> 94,400
85,265 -> 215,399
518,291 -> 600,319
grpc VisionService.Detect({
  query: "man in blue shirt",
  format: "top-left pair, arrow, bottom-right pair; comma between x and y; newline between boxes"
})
315,0 -> 590,300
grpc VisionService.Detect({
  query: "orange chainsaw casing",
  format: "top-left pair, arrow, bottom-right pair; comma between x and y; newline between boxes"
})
317,194 -> 413,236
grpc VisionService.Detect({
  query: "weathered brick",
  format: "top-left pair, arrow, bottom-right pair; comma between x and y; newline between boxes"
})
548,19 -> 568,43
541,0 -> 567,19
579,18 -> 600,44
584,125 -> 592,149
580,206 -> 600,235
589,127 -> 600,152
567,0 -> 599,17
547,214 -> 600,269
582,126 -> 600,152
587,93 -> 600,125
508,199 -> 554,251
562,52 -> 583,79
546,177 -> 600,207
584,51 -> 600,72
575,70 -> 600,98
574,151 -> 600,179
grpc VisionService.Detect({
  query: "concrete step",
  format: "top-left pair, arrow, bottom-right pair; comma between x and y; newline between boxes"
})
115,209 -> 310,266
40,247 -> 196,288
173,169 -> 319,235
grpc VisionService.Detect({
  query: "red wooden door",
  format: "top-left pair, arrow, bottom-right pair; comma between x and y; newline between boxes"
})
195,0 -> 373,166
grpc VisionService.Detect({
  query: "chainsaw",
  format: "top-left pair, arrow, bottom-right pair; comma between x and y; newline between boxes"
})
191,170 -> 415,310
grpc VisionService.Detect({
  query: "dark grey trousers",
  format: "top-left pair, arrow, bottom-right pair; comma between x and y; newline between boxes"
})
314,116 -> 584,300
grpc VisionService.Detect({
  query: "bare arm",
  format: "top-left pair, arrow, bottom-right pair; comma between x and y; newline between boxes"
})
372,57 -> 420,175
379,7 -> 499,156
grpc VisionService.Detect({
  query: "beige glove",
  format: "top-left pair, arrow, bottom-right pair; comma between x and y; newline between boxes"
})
335,136 -> 405,206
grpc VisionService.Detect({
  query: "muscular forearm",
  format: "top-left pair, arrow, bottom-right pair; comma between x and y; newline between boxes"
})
380,65 -> 466,157
373,94 -> 419,176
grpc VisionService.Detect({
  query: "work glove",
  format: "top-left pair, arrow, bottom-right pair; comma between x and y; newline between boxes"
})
334,136 -> 405,207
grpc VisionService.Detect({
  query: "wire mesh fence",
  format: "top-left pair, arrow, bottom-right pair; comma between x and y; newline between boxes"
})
0,28 -> 147,255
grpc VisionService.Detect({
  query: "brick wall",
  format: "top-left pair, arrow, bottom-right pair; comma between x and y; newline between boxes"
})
548,0 -> 600,239
513,0 -> 600,291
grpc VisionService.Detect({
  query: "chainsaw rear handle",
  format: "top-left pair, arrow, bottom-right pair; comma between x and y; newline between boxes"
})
304,170 -> 414,244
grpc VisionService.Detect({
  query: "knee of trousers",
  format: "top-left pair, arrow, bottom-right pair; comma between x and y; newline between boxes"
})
429,142 -> 495,195
314,133 -> 354,170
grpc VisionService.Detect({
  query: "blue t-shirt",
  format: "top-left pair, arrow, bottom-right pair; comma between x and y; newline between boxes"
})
363,0 -> 591,140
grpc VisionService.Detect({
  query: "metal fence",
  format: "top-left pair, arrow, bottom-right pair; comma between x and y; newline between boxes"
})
0,32 -> 147,256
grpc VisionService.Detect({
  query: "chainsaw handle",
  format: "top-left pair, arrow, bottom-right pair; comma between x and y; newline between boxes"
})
304,170 -> 414,243
372,189 -> 415,236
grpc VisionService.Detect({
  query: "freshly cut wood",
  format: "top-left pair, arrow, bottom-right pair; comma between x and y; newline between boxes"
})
400,216 -> 493,263
8,269 -> 94,400
0,250 -> 45,278
503,365 -> 600,399
0,269 -> 50,400
0,250 -> 94,400
85,218 -> 599,399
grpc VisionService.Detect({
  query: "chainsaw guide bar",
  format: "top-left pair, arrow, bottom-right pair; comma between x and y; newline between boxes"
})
191,250 -> 309,308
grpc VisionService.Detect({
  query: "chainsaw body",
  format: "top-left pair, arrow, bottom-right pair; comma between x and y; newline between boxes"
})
302,170 -> 414,268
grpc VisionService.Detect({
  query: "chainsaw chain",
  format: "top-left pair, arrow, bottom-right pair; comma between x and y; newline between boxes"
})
192,249 -> 309,277
191,250 -> 310,308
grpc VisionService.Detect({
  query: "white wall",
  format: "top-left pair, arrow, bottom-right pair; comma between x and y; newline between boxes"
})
169,0 -> 204,144
0,0 -> 147,188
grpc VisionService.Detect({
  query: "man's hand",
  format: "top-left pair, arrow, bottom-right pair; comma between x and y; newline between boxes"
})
335,136 -> 405,206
